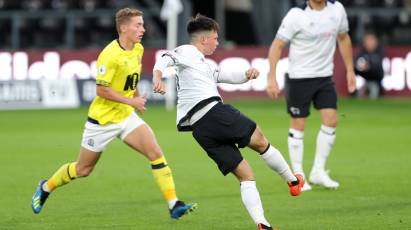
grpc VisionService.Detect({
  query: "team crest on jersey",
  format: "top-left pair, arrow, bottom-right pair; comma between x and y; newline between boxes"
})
98,65 -> 106,75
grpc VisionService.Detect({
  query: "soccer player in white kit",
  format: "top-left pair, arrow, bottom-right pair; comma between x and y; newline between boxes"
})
266,0 -> 356,191
153,14 -> 304,230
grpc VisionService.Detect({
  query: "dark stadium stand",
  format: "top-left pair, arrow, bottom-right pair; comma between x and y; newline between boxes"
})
0,0 -> 166,49
0,0 -> 410,49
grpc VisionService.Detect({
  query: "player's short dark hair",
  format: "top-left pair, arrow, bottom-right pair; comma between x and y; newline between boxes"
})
187,14 -> 219,36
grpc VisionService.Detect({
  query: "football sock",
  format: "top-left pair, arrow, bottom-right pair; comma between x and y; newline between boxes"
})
45,162 -> 78,192
288,128 -> 304,174
240,181 -> 270,227
312,125 -> 336,172
260,145 -> 297,182
151,156 -> 178,209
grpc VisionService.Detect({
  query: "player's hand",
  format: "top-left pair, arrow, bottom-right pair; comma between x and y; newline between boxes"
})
266,78 -> 280,99
153,74 -> 166,94
130,94 -> 147,115
245,68 -> 259,80
347,70 -> 356,93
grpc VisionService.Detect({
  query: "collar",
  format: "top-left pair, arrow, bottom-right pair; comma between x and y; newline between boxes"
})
300,0 -> 334,10
116,39 -> 126,50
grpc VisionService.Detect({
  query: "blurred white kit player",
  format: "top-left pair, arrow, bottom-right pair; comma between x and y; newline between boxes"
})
266,0 -> 356,191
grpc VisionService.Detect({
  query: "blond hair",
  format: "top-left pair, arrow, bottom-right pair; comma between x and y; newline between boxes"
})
115,8 -> 143,34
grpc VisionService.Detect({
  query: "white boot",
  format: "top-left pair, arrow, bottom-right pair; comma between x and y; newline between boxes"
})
297,173 -> 312,191
301,180 -> 312,191
309,170 -> 339,189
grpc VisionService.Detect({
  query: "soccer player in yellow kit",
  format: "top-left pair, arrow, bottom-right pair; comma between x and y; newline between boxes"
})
31,8 -> 196,219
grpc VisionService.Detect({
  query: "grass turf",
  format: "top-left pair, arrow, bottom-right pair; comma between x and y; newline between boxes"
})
0,98 -> 410,230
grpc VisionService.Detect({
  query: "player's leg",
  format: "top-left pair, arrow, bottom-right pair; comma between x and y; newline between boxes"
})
31,147 -> 101,214
309,77 -> 339,189
47,147 -> 101,191
191,107 -> 275,229
216,102 -> 298,186
367,80 -> 380,99
121,114 -> 196,219
288,118 -> 305,174
309,108 -> 339,188
232,159 -> 275,229
288,118 -> 311,191
31,120 -> 118,214
247,126 -> 303,196
196,139 -> 274,229
123,124 -> 177,205
284,76 -> 314,191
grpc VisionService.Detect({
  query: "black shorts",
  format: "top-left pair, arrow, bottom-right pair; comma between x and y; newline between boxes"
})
285,75 -> 337,118
191,102 -> 257,175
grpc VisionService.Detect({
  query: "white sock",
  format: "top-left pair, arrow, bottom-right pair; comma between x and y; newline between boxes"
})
168,198 -> 178,209
288,128 -> 304,175
261,145 -> 296,182
240,181 -> 270,226
312,125 -> 336,172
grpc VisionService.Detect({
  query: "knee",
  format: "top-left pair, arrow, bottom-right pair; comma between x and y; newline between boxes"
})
233,160 -> 255,181
76,165 -> 94,177
146,145 -> 163,161
254,137 -> 269,153
323,118 -> 337,127
235,168 -> 255,182
321,110 -> 337,127
291,119 -> 305,131
249,128 -> 269,153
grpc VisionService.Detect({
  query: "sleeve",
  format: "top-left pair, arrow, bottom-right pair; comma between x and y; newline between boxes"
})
95,53 -> 117,86
275,9 -> 299,42
153,52 -> 176,72
209,58 -> 248,84
217,68 -> 248,84
337,3 -> 349,34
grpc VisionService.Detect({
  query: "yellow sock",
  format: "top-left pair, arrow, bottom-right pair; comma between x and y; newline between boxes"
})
151,156 -> 177,203
47,162 -> 78,192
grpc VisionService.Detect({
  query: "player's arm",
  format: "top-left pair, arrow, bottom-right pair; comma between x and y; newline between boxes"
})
266,38 -> 286,99
216,67 -> 259,84
152,53 -> 175,94
152,70 -> 165,94
96,85 -> 146,114
133,88 -> 140,97
337,32 -> 356,93
266,9 -> 295,99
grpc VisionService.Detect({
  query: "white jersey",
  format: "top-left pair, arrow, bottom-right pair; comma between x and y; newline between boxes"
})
276,0 -> 349,79
154,44 -> 249,131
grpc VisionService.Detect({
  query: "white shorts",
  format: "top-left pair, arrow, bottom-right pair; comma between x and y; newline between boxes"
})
81,112 -> 146,152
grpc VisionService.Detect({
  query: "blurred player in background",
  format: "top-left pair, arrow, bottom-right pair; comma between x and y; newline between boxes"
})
355,31 -> 384,99
153,14 -> 304,230
31,7 -> 196,219
266,0 -> 356,191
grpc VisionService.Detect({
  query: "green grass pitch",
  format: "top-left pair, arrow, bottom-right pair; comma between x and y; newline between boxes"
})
1,99 -> 410,230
